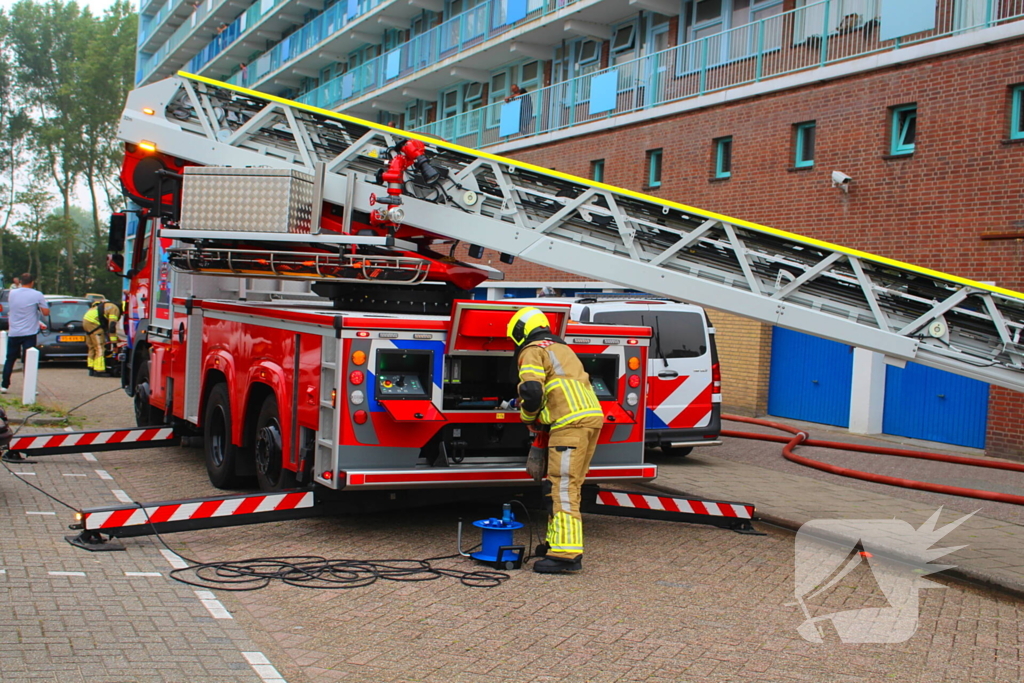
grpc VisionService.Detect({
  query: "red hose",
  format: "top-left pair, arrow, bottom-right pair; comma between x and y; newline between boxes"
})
721,413 -> 1024,506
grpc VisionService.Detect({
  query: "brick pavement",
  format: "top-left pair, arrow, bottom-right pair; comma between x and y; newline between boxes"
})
1,366 -> 1022,682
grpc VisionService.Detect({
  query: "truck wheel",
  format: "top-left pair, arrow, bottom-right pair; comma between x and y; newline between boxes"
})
134,358 -> 157,427
254,394 -> 297,491
204,383 -> 243,489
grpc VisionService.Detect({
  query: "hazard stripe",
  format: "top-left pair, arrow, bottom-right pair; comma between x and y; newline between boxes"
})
595,490 -> 753,519
83,492 -> 315,531
10,427 -> 175,452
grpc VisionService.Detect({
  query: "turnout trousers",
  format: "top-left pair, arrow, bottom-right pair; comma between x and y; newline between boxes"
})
544,425 -> 600,561
83,320 -> 106,372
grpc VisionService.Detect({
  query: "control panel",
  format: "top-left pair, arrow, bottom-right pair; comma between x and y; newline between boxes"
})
377,372 -> 428,397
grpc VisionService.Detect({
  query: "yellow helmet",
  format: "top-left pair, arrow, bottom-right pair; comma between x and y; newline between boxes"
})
507,306 -> 551,346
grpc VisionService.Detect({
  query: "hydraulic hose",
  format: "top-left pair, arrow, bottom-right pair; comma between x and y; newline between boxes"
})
721,413 -> 1024,506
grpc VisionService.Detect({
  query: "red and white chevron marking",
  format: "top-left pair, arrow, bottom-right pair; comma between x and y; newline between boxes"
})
596,490 -> 753,519
84,491 -> 315,531
10,427 -> 175,452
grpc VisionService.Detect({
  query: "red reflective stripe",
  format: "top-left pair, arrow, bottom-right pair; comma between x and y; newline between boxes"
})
276,492 -> 308,510
139,428 -> 161,441
106,430 -> 129,444
43,435 -> 66,448
79,432 -> 100,445
194,499 -> 226,519
627,493 -> 651,509
597,490 -> 618,506
147,504 -> 182,524
233,496 -> 264,515
100,509 -> 137,529
717,503 -> 738,518
660,497 -> 681,513
689,500 -> 709,516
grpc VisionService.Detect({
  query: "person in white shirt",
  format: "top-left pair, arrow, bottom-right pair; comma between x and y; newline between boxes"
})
0,273 -> 49,394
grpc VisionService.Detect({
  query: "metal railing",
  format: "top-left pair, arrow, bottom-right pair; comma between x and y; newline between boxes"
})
290,0 -> 569,107
137,0 -> 236,84
411,0 -> 1024,148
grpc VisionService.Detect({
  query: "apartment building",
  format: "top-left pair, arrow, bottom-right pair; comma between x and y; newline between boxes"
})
136,0 -> 1024,457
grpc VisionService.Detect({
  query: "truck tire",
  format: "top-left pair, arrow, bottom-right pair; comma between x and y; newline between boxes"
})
134,357 -> 158,427
204,383 -> 244,489
254,394 -> 297,491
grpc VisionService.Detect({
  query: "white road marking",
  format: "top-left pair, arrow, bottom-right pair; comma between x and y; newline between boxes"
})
160,549 -> 189,569
63,473 -> 87,477
194,590 -> 233,619
112,490 -> 133,504
48,571 -> 86,577
82,453 -> 97,462
242,652 -> 288,683
124,571 -> 163,577
95,470 -> 113,480
26,511 -> 56,516
12,471 -> 36,476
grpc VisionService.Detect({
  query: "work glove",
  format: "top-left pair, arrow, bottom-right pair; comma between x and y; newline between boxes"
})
526,444 -> 547,482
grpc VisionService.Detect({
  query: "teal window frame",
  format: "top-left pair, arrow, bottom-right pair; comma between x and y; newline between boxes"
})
890,104 -> 917,156
1012,85 -> 1024,140
794,121 -> 816,168
591,159 -> 605,183
714,137 -> 732,179
647,149 -> 662,188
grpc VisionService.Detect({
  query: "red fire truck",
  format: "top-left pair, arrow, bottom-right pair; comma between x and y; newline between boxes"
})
106,75 -> 656,494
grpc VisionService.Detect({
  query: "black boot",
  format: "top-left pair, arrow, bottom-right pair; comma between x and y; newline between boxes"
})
533,556 -> 582,574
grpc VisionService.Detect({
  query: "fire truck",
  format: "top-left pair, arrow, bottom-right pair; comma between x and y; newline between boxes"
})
12,70 -> 1024,546
106,76 -> 655,494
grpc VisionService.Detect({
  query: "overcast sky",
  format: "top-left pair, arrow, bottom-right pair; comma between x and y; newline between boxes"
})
0,0 -> 126,16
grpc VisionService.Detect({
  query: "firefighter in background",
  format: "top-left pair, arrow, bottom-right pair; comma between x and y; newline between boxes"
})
83,299 -> 121,376
508,306 -> 604,574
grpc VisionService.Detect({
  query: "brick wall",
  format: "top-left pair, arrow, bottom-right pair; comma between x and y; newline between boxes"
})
484,36 -> 1024,458
707,309 -> 773,416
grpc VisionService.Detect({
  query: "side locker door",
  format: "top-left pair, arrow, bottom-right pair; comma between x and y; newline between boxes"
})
183,305 -> 204,425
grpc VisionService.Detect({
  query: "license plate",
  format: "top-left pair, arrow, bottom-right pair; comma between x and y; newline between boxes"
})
59,335 -> 86,342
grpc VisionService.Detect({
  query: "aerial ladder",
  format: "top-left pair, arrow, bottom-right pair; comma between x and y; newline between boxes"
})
112,72 -> 1024,393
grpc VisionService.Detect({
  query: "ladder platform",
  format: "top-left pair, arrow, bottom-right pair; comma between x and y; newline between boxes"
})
8,427 -> 178,457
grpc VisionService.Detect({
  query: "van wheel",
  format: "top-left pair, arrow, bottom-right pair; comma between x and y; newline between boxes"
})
660,443 -> 692,457
204,383 -> 244,489
254,394 -> 297,492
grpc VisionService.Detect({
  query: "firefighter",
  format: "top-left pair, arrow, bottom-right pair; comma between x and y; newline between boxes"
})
508,306 -> 604,574
83,299 -> 121,376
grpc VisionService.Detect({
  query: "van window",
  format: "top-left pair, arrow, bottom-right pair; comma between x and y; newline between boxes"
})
592,311 -> 707,358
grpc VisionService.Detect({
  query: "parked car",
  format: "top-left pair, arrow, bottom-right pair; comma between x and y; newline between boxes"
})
0,288 -> 8,331
37,297 -> 93,361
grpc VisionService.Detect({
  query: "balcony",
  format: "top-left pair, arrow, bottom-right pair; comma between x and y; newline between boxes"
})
409,0 -> 1024,150
138,0 -> 194,54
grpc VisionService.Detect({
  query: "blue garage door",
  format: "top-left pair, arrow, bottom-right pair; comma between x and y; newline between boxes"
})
883,362 -> 988,448
768,328 -> 853,428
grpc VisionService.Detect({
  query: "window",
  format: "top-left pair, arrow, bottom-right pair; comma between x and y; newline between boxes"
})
611,23 -> 636,53
794,121 -> 816,167
578,40 -> 600,65
1011,85 -> 1024,140
591,159 -> 605,183
463,82 -> 483,109
714,137 -> 732,178
647,149 -> 663,188
890,104 -> 917,155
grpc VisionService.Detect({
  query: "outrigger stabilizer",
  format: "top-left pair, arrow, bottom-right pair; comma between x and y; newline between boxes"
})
64,483 -> 761,552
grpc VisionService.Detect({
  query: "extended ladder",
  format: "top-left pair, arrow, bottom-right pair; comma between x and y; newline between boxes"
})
118,72 -> 1024,391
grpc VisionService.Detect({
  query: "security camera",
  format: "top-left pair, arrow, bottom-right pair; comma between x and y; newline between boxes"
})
831,171 -> 852,191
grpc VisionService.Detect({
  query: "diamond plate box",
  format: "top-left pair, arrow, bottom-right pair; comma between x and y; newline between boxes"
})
180,166 -> 314,234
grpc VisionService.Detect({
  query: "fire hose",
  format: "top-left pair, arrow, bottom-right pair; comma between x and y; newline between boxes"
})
722,413 -> 1024,506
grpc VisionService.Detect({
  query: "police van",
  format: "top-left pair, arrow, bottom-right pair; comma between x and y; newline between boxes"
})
509,296 -> 722,455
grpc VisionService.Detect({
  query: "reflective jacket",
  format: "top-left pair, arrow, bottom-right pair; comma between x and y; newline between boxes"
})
516,339 -> 604,431
83,301 -> 120,330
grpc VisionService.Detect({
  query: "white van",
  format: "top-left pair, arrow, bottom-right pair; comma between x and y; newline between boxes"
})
508,297 -> 722,455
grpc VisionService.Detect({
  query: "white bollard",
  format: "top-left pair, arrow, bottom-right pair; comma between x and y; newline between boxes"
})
22,347 -> 38,406
0,330 -> 7,367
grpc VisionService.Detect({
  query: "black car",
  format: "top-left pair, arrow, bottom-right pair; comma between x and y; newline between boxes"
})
37,297 -> 94,361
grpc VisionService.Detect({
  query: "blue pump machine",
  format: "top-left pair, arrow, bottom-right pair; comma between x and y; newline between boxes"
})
458,504 -> 526,570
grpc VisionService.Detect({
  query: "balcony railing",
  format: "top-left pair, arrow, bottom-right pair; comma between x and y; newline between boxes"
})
231,0 -> 565,102
137,0 -> 236,84
410,0 -> 1024,149
185,0 -> 292,74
